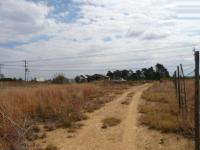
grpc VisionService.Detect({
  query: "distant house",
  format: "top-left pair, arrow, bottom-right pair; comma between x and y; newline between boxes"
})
112,78 -> 126,82
87,74 -> 110,82
79,75 -> 88,83
75,74 -> 110,83
36,77 -> 45,82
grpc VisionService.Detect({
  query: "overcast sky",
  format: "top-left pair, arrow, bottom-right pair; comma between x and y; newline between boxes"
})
0,0 -> 200,79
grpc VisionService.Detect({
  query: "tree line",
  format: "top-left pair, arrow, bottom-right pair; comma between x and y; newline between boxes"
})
0,63 -> 170,83
106,63 -> 170,80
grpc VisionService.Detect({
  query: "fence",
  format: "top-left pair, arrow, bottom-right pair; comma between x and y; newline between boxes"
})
172,64 -> 187,114
172,51 -> 199,150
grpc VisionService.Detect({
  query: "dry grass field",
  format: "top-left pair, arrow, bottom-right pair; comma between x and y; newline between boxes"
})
1,80 -> 194,150
0,81 -> 136,150
139,80 -> 194,138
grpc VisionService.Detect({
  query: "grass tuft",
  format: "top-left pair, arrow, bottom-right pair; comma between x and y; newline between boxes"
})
101,117 -> 121,128
45,144 -> 58,150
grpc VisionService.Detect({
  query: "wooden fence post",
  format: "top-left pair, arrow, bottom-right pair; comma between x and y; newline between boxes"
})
195,51 -> 200,150
180,64 -> 187,111
177,66 -> 181,113
174,71 -> 178,98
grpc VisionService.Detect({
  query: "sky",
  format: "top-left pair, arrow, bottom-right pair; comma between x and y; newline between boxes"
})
0,0 -> 200,79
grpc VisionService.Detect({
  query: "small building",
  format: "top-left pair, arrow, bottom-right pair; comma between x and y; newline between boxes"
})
75,74 -> 110,83
79,75 -> 88,83
87,74 -> 110,82
112,78 -> 127,82
36,77 -> 45,82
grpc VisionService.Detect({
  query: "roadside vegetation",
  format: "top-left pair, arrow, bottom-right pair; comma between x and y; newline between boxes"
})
0,81 -> 134,149
139,80 -> 194,138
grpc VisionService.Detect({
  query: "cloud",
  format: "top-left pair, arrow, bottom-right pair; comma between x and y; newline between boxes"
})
0,0 -> 57,43
142,29 -> 170,40
0,0 -> 199,78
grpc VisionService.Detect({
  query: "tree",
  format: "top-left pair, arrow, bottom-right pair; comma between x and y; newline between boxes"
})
155,63 -> 170,78
106,71 -> 113,79
75,76 -> 80,83
136,70 -> 142,79
147,67 -> 156,80
142,67 -> 156,80
52,74 -> 67,84
121,70 -> 130,80
74,63 -> 170,81
128,72 -> 137,80
113,70 -> 122,80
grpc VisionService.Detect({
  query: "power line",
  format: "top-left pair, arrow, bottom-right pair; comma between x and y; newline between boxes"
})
24,52 -> 195,68
185,70 -> 194,76
4,64 -> 24,67
26,53 -> 194,67
28,45 -> 197,62
2,68 -> 24,70
182,66 -> 195,72
0,60 -> 24,64
3,61 -> 194,71
3,64 -> 194,72
0,44 -> 198,64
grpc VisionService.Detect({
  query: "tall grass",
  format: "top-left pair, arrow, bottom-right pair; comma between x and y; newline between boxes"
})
0,83 -> 103,149
139,80 -> 194,138
0,81 -> 134,149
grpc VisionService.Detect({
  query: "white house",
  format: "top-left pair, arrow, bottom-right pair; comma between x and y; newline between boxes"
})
36,77 -> 45,82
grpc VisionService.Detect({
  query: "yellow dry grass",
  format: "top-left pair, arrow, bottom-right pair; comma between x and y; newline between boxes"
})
0,83 -> 103,148
139,80 -> 194,138
0,81 -> 134,149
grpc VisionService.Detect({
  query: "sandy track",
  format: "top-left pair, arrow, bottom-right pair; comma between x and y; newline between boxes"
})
122,85 -> 148,150
37,84 -> 193,150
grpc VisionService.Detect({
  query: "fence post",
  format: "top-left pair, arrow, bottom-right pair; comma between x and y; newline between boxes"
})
195,51 -> 200,150
179,65 -> 184,112
174,71 -> 178,97
177,66 -> 181,113
180,64 -> 187,111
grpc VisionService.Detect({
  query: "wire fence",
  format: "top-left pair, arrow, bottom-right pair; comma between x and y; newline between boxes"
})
172,51 -> 200,150
0,47 -> 199,149
172,64 -> 189,115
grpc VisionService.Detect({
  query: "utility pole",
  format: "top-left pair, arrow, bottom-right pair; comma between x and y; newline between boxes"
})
24,60 -> 28,81
195,50 -> 200,150
27,70 -> 30,82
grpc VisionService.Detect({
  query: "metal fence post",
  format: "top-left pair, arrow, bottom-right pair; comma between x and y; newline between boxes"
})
195,51 -> 200,150
177,66 -> 181,113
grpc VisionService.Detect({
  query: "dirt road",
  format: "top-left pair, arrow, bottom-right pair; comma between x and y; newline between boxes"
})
37,84 -> 193,150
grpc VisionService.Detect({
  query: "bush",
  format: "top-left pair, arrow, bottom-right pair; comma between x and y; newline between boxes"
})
52,74 -> 68,84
